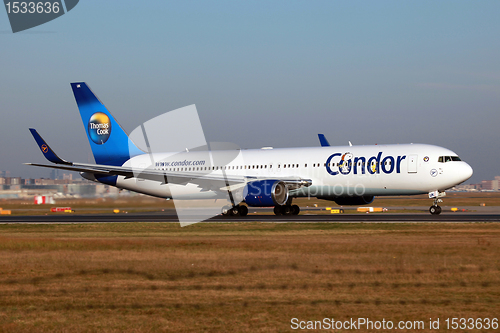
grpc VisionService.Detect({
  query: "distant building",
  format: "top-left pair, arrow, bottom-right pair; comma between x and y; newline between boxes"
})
452,184 -> 479,191
10,177 -> 21,185
481,179 -> 499,191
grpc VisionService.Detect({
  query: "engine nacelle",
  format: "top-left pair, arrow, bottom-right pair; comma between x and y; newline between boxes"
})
318,195 -> 375,206
244,180 -> 288,207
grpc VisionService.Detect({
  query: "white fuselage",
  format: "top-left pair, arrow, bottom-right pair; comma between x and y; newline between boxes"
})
109,143 -> 473,202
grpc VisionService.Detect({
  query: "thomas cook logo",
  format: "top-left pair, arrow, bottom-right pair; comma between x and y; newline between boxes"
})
4,0 -> 79,33
88,112 -> 111,145
41,144 -> 48,153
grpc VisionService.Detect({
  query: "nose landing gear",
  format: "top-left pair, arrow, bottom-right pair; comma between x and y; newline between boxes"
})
429,204 -> 442,215
429,191 -> 446,215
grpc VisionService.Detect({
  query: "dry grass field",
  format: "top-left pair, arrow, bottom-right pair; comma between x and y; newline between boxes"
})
0,222 -> 499,332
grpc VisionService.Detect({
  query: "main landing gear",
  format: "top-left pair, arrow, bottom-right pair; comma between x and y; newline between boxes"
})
221,204 -> 248,217
221,204 -> 300,217
273,204 -> 300,216
429,191 -> 446,215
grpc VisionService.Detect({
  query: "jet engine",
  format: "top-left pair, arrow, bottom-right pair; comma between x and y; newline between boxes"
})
244,179 -> 288,207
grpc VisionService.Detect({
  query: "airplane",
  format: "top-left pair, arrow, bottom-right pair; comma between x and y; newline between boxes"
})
27,82 -> 473,218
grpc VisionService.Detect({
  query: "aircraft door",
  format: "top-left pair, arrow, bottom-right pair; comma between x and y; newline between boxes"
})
408,154 -> 418,173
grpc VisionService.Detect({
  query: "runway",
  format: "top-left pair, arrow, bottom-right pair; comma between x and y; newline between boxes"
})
1,212 -> 500,223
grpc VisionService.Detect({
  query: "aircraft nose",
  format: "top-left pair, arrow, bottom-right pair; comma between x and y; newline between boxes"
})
460,162 -> 473,182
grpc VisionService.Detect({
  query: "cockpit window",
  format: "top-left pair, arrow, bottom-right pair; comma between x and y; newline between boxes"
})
438,156 -> 461,163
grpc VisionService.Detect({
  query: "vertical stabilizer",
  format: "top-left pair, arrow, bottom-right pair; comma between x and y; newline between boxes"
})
71,82 -> 143,166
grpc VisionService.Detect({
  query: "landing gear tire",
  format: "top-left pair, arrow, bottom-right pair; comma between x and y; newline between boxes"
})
429,205 -> 442,215
274,205 -> 299,216
281,205 -> 292,215
229,206 -> 239,216
221,205 -> 231,216
239,205 -> 248,217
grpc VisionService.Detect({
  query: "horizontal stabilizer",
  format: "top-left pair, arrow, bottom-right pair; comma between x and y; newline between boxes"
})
29,128 -> 72,165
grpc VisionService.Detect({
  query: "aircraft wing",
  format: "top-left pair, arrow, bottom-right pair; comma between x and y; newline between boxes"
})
27,129 -> 312,191
25,161 -> 246,184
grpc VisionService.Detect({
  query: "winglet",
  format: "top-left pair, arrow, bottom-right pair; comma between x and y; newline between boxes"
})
29,128 -> 72,165
318,134 -> 330,147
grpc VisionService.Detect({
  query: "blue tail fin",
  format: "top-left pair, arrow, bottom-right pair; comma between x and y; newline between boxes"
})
71,82 -> 144,166
318,134 -> 330,147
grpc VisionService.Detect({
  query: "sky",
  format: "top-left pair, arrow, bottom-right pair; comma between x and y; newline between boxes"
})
1,0 -> 499,184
